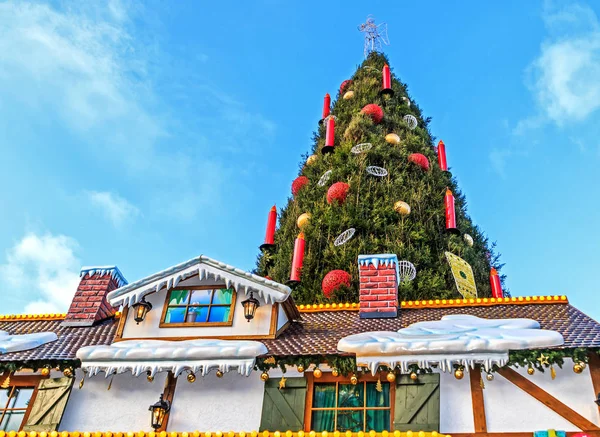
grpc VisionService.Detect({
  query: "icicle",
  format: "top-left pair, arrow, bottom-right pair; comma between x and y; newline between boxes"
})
107,375 -> 114,390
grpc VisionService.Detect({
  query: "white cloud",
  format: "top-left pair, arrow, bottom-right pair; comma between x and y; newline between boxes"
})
526,3 -> 600,126
87,191 -> 140,227
0,233 -> 81,314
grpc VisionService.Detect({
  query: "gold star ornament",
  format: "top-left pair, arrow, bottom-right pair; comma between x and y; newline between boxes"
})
279,376 -> 287,389
537,353 -> 549,366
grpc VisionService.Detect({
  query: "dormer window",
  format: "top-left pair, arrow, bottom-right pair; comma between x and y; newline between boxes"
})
160,287 -> 236,327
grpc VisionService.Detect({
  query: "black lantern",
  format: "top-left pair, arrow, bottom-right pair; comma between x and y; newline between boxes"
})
149,393 -> 170,430
241,292 -> 260,322
595,392 -> 600,406
132,297 -> 153,324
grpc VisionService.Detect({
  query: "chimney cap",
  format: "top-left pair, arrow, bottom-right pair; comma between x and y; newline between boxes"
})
79,266 -> 128,288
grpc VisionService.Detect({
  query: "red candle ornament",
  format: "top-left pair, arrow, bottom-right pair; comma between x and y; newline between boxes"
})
322,117 -> 335,154
381,64 -> 393,96
490,268 -> 504,299
320,93 -> 331,124
289,232 -> 305,283
445,188 -> 459,234
437,140 -> 448,171
259,205 -> 277,250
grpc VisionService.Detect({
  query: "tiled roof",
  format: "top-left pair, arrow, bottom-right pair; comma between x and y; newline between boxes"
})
262,303 -> 600,356
0,318 -> 117,362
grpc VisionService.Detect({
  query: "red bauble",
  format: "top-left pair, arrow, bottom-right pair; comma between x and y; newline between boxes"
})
408,153 -> 430,171
340,80 -> 353,94
322,270 -> 351,298
327,182 -> 350,205
292,176 -> 309,196
361,104 -> 384,124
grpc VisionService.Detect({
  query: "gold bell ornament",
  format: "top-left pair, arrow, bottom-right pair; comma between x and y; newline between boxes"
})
313,368 -> 323,379
350,374 -> 358,385
187,372 -> 196,383
527,366 -> 535,375
386,371 -> 396,383
385,133 -> 401,145
260,372 -> 269,382
394,201 -> 411,216
297,365 -> 305,373
216,370 -> 224,378
454,368 -> 464,380
331,368 -> 340,377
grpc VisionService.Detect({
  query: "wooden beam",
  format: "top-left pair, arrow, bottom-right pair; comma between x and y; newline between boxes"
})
159,371 -> 178,432
497,367 -> 600,431
589,351 -> 600,413
469,366 -> 487,432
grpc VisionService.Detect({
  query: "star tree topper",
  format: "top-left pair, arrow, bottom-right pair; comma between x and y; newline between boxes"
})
358,15 -> 390,58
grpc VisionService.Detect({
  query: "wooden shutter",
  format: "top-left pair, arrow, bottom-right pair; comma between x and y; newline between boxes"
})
259,377 -> 307,431
22,377 -> 73,431
393,373 -> 440,432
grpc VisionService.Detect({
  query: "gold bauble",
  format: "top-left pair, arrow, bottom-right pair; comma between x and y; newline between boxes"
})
306,155 -> 318,166
63,368 -> 73,378
385,133 -> 401,145
394,201 -> 411,216
454,369 -> 464,380
386,372 -> 396,383
297,213 -> 311,229
332,368 -> 340,377
527,367 -> 535,375
297,365 -> 305,373
260,372 -> 269,382
409,372 -> 418,381
313,368 -> 323,379
40,367 -> 50,377
464,234 -> 474,247
147,374 -> 154,382
216,370 -> 224,378
187,373 -> 196,383
579,361 -> 587,369
350,374 -> 358,385
486,373 -> 494,381
343,91 -> 354,100
573,363 -> 584,374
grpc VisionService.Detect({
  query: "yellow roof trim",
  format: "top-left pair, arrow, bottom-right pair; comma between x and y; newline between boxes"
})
0,431 -> 451,437
0,311 -> 122,322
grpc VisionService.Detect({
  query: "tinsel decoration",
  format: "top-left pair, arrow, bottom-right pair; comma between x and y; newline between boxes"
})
361,104 -> 384,124
322,270 -> 351,298
403,114 -> 418,130
340,80 -> 353,94
1,373 -> 10,389
366,166 -> 388,177
317,170 -> 333,187
351,143 -> 373,154
334,228 -> 356,246
408,153 -> 430,171
292,176 -> 309,197
327,182 -> 350,205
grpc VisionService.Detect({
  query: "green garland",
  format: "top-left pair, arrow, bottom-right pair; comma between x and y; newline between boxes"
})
0,359 -> 80,375
255,348 -> 599,376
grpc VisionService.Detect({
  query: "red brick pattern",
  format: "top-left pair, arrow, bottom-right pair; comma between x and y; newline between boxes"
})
63,274 -> 120,325
359,264 -> 398,318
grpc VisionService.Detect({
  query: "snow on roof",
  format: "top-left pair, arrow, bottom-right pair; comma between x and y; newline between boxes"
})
77,339 -> 268,377
337,314 -> 564,374
0,331 -> 58,354
80,266 -> 128,288
107,255 -> 292,308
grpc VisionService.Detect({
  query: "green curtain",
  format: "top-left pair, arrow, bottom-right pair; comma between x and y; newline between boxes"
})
312,384 -> 336,431
365,383 -> 390,432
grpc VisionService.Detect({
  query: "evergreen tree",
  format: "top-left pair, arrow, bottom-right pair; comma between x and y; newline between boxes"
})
256,52 -> 505,304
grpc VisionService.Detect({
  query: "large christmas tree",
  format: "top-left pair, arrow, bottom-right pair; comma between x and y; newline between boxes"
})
256,49 -> 505,305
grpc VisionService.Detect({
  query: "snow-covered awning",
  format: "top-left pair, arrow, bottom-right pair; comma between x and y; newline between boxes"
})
0,331 -> 57,354
107,255 -> 292,308
76,339 -> 268,377
337,315 -> 564,374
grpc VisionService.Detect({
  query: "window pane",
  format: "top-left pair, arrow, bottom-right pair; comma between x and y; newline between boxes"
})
168,290 -> 189,305
366,382 -> 389,407
338,384 -> 363,408
12,388 -> 33,409
213,289 -> 233,304
186,306 -> 208,323
0,388 -> 10,409
1,411 -> 25,432
366,410 -> 389,432
164,307 -> 186,324
208,306 -> 230,322
190,290 -> 212,305
313,383 -> 336,408
311,410 -> 335,432
337,410 -> 363,432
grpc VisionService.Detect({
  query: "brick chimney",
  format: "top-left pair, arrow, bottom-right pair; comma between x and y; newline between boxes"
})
358,254 -> 399,319
62,266 -> 128,327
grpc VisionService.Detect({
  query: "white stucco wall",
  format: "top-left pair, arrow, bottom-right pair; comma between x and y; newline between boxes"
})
121,280 -> 276,339
277,304 -> 288,331
484,359 -> 600,432
60,369 -> 168,432
438,369 -> 474,434
167,372 -> 266,432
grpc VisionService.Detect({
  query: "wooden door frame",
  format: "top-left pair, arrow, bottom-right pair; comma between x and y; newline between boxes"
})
0,372 -> 44,431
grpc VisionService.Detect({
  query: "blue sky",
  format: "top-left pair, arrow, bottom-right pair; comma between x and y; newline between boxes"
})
1,0 -> 599,322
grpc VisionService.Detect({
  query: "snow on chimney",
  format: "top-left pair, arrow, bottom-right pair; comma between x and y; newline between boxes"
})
358,254 -> 399,319
62,266 -> 128,327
